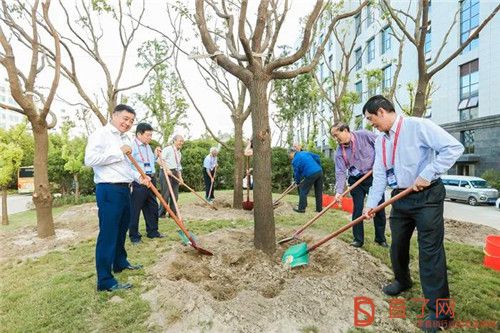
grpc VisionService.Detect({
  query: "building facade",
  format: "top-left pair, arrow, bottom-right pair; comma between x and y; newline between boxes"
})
0,78 -> 23,130
308,0 -> 500,177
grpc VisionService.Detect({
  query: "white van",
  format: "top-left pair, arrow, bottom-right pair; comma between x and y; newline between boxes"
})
441,175 -> 498,206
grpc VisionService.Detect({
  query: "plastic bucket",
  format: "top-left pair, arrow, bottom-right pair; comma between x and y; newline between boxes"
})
485,235 -> 500,257
322,194 -> 339,209
483,249 -> 500,271
341,197 -> 354,213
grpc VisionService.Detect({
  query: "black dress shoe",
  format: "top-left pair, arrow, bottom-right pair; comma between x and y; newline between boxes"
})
98,282 -> 132,292
376,241 -> 389,248
350,240 -> 363,248
147,233 -> 165,239
293,207 -> 305,213
382,280 -> 412,296
114,264 -> 143,273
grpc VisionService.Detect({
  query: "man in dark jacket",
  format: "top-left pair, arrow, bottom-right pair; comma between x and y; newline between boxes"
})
289,147 -> 323,213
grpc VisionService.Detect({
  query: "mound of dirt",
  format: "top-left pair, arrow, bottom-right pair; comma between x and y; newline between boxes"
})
444,219 -> 498,247
141,228 -> 419,333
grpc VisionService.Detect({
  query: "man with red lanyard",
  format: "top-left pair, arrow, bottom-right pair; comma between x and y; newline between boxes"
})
158,134 -> 185,218
129,123 -> 164,244
331,123 -> 387,248
363,95 -> 463,332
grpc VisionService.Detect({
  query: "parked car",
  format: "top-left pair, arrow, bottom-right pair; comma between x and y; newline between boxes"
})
441,175 -> 498,206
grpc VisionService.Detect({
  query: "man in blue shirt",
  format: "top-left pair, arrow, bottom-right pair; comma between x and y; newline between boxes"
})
363,95 -> 464,332
129,123 -> 164,244
289,147 -> 323,213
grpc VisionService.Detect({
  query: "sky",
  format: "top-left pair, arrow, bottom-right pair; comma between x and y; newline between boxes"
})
1,0 -> 320,144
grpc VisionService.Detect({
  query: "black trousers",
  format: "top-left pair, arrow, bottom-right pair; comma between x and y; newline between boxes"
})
203,168 -> 215,199
298,171 -> 323,212
158,169 -> 179,217
349,175 -> 386,244
390,180 -> 450,318
129,178 -> 159,241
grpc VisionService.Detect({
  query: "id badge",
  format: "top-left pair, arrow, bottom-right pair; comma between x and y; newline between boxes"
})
348,166 -> 361,177
143,162 -> 152,174
386,168 -> 398,189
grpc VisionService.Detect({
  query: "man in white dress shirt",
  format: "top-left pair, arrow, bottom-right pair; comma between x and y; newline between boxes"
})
85,104 -> 149,292
158,134 -> 184,218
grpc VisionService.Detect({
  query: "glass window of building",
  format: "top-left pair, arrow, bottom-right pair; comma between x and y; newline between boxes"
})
354,47 -> 362,70
355,80 -> 363,101
424,27 -> 431,55
381,26 -> 391,54
458,59 -> 479,120
367,38 -> 375,63
382,65 -> 392,90
366,5 -> 374,27
460,130 -> 475,154
354,13 -> 361,36
460,0 -> 479,52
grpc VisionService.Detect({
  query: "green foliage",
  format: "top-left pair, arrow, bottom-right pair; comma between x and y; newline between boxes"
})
135,39 -> 188,145
271,148 -> 293,192
0,142 -> 23,188
481,169 -> 500,191
52,194 -> 96,207
179,140 -> 213,191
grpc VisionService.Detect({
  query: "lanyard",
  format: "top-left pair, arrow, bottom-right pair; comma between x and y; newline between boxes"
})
382,117 -> 403,169
135,139 -> 150,164
341,134 -> 355,167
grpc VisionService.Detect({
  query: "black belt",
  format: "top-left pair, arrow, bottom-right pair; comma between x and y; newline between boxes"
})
99,182 -> 131,188
392,178 -> 442,194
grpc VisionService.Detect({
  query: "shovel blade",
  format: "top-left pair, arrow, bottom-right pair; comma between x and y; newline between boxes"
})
277,235 -> 295,245
282,242 -> 309,268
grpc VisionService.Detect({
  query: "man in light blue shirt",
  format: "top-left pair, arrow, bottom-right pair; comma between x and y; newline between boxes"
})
129,123 -> 164,244
203,147 -> 218,201
363,95 -> 463,332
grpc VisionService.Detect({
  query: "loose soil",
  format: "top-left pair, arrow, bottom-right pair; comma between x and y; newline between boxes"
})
444,219 -> 498,247
141,228 -> 418,333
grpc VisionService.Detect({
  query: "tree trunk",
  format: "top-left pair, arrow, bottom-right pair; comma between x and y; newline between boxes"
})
31,119 -> 55,238
73,173 -> 80,200
232,120 -> 244,209
249,78 -> 275,255
413,76 -> 429,117
1,188 -> 8,225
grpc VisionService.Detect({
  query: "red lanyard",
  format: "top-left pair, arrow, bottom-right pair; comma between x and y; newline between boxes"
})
135,139 -> 149,164
382,117 -> 403,169
341,134 -> 355,167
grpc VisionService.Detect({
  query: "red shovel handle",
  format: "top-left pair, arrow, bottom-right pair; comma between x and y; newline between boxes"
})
308,187 -> 413,253
170,172 -> 216,210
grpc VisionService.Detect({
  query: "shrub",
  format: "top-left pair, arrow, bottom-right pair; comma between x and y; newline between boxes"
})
481,169 -> 500,191
52,194 -> 96,207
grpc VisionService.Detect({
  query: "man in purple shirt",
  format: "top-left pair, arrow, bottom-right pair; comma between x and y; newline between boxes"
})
331,123 -> 387,248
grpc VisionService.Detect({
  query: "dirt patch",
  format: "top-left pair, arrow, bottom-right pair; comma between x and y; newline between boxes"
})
142,228 -> 419,333
181,193 -> 295,222
0,203 -> 98,262
444,219 -> 498,247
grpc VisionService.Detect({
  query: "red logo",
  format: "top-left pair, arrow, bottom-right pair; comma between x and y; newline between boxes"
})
436,298 -> 455,319
354,296 -> 375,327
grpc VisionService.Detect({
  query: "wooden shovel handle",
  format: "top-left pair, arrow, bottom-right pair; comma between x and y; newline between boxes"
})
169,172 -> 216,209
159,158 -> 182,221
308,187 -> 413,253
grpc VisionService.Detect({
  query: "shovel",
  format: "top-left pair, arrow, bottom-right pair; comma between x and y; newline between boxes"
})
127,153 -> 213,256
170,173 -> 217,210
282,187 -> 413,268
277,171 -> 373,245
159,158 -> 197,246
208,165 -> 217,202
273,182 -> 298,207
242,156 -> 253,210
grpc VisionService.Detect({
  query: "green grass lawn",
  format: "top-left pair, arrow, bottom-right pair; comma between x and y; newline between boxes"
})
0,192 -> 498,332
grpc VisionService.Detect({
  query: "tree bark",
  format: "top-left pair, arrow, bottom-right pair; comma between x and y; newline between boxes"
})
413,76 -> 429,117
1,188 -> 8,225
31,118 -> 55,238
73,173 -> 80,200
233,119 -> 245,209
249,77 -> 275,254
